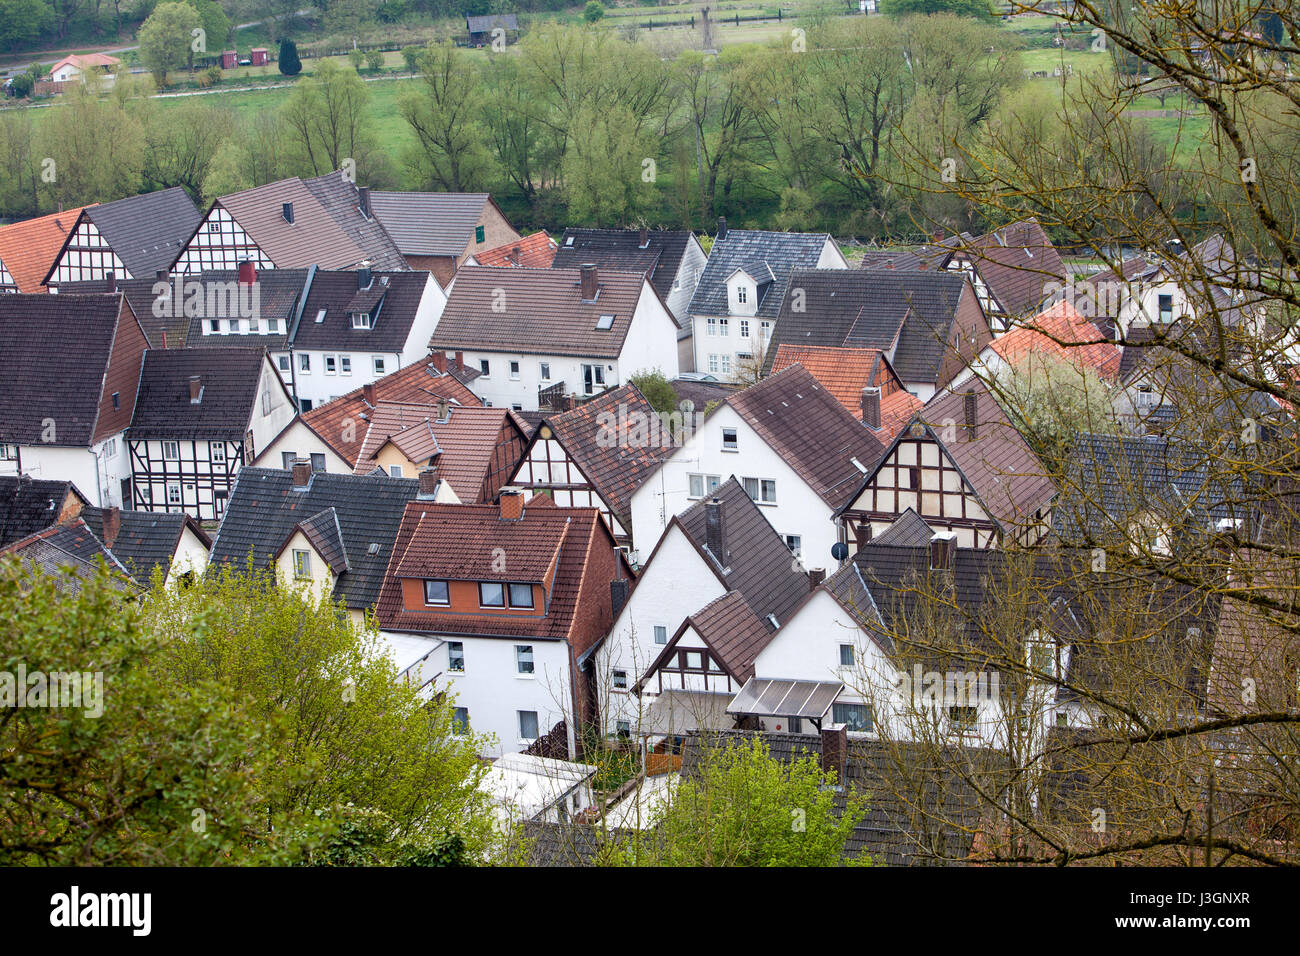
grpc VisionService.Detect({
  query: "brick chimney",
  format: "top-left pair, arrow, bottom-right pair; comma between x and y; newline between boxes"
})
237,260 -> 257,286
291,457 -> 313,490
431,351 -> 447,374
454,351 -> 465,373
855,523 -> 873,550
417,465 -> 440,500
963,389 -> 979,439
933,229 -> 945,243
638,226 -> 649,249
357,266 -> 372,290
579,263 -> 598,301
105,271 -> 116,293
102,505 -> 121,549
189,375 -> 202,404
930,531 -> 957,571
861,386 -> 882,429
499,486 -> 524,521
808,567 -> 826,591
510,245 -> 521,264
821,722 -> 848,782
704,496 -> 726,564
717,216 -> 728,240
362,382 -> 376,407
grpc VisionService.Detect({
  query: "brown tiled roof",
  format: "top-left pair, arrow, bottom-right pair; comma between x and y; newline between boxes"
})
0,206 -> 95,292
532,384 -> 676,529
429,265 -> 649,358
727,365 -> 886,510
682,590 -> 774,683
301,359 -> 483,464
769,344 -> 923,442
129,348 -> 268,441
475,231 -> 558,268
991,300 -> 1122,381
940,218 -> 1067,316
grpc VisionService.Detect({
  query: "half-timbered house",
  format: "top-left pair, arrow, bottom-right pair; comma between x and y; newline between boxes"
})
0,206 -> 94,293
368,191 -> 520,285
835,379 -> 1057,550
127,348 -> 296,521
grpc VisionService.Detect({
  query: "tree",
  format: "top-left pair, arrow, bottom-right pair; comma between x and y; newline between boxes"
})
36,83 -> 145,209
628,370 -> 679,417
583,0 -> 604,22
881,0 -> 994,20
141,98 -> 238,197
399,41 -> 493,192
138,1 -> 201,87
8,72 -> 35,98
365,50 -> 384,72
279,58 -> 378,178
278,36 -> 301,76
186,0 -> 229,55
0,0 -> 54,53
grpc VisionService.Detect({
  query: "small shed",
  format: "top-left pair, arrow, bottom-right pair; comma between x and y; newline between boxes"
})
220,50 -> 238,69
250,47 -> 269,66
466,13 -> 519,45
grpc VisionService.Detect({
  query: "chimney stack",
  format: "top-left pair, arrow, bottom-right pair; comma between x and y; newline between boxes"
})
357,266 -> 372,290
704,496 -> 726,564
282,201 -> 294,224
358,185 -> 371,218
808,567 -> 826,591
855,523 -> 873,550
933,229 -> 945,243
499,487 -> 524,521
963,389 -> 979,438
189,375 -> 202,404
291,457 -> 313,490
417,465 -> 440,500
510,245 -> 521,265
105,271 -> 116,293
362,382 -> 376,407
237,260 -> 257,286
156,269 -> 168,282
579,263 -> 598,300
717,216 -> 728,240
861,386 -> 882,430
436,399 -> 450,422
431,351 -> 447,374
102,505 -> 121,549
610,576 -> 630,617
638,226 -> 649,249
930,531 -> 958,571
821,723 -> 848,782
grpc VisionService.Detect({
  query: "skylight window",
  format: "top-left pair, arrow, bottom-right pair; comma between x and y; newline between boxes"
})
314,309 -> 327,323
596,314 -> 615,330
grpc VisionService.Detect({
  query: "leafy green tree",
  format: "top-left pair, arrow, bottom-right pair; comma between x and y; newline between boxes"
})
37,83 -> 145,209
365,50 -> 384,72
278,36 -> 302,76
138,1 -> 201,87
141,97 -> 238,196
348,47 -> 365,71
618,736 -> 870,866
280,57 -> 378,177
880,0 -> 994,21
583,0 -> 604,22
8,72 -> 35,98
0,0 -> 54,54
186,0 -> 230,55
399,41 -> 493,192
629,370 -> 679,416
401,45 -> 421,73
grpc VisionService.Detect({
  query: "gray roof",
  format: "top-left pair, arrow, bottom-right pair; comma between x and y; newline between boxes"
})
870,508 -> 934,547
688,229 -> 833,319
0,476 -> 86,548
81,506 -> 207,582
552,228 -> 694,306
369,192 -> 490,258
209,467 -> 421,610
303,174 -> 407,271
74,187 -> 201,281
466,13 -> 518,32
129,348 -> 268,441
290,269 -> 431,352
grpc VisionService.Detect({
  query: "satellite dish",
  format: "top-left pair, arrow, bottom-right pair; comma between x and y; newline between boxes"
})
679,399 -> 695,414
831,542 -> 850,561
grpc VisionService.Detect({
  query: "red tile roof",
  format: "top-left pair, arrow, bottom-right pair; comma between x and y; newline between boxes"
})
0,206 -> 95,292
769,344 -> 923,442
992,300 -> 1122,381
475,231 -> 557,268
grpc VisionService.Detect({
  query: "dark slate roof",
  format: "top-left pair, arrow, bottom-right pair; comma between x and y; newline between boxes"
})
920,218 -> 1066,317
858,247 -> 925,271
679,730 -> 991,865
80,187 -> 201,280
80,506 -> 208,582
552,229 -> 694,306
0,520 -> 139,595
430,265 -> 649,359
0,293 -> 127,446
688,229 -> 834,320
871,508 -> 934,548
302,173 -> 407,271
209,467 -> 421,610
179,269 -> 309,349
669,376 -> 737,412
727,364 -> 885,510
675,478 -> 810,628
521,821 -> 638,866
291,507 -> 349,573
467,13 -> 518,31
129,348 -> 267,441
763,268 -> 971,386
369,191 -> 490,258
0,476 -> 86,548
288,270 -> 430,351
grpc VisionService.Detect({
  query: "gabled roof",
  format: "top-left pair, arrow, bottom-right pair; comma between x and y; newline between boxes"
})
528,384 -> 675,530
301,359 -> 483,465
209,467 -> 421,609
726,365 -> 885,511
129,348 -> 268,441
303,174 -> 407,271
858,247 -> 926,272
0,476 -> 87,549
466,12 -> 518,31
764,268 -> 974,386
639,590 -> 774,690
552,228 -> 695,305
673,477 -> 810,628
991,299 -> 1122,381
0,519 -> 139,595
80,506 -> 209,582
290,270 -> 431,352
282,507 -> 350,573
430,265 -> 651,359
689,229 -> 834,319
769,344 -> 922,442
369,191 -> 492,258
0,293 -> 134,446
50,53 -> 121,72
870,508 -> 934,548
475,231 -> 557,268
926,218 -> 1067,316
66,187 -> 202,282
0,205 -> 94,292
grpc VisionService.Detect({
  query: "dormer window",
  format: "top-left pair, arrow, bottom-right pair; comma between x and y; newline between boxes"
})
424,580 -> 449,605
351,312 -> 371,329
479,582 -> 505,607
508,583 -> 534,608
737,286 -> 747,304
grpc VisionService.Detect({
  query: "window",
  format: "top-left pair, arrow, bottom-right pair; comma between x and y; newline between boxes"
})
839,644 -> 855,667
103,438 -> 116,458
743,477 -> 776,504
372,356 -> 386,376
111,391 -> 120,411
684,650 -> 704,671
278,355 -> 290,372
281,452 -> 296,470
511,403 -> 523,412
539,362 -> 550,381
688,473 -> 721,499
210,442 -> 226,463
0,444 -> 16,461
479,582 -> 505,607
162,441 -> 180,460
479,359 -> 490,377
1055,711 -> 1069,728
596,314 -> 615,330
475,224 -> 486,244
785,534 -> 801,556
293,549 -> 311,579
1137,385 -> 1155,409
310,453 -> 325,472
833,701 -> 873,733
720,354 -> 732,374
1157,293 -> 1173,323
721,428 -> 738,451
718,317 -> 729,335
351,312 -> 371,329
509,360 -> 520,380
389,465 -> 403,478
515,645 -> 534,675
760,320 -> 772,341
267,318 -> 281,334
736,285 -> 747,304
582,364 -> 606,395
447,642 -> 465,671
948,706 -> 978,733
340,356 -> 352,375
616,720 -> 631,738
325,355 -> 337,375
739,319 -> 749,339
706,316 -> 717,336
707,354 -> 719,373
653,625 -> 668,645
299,353 -> 311,373
166,482 -> 181,505
424,580 -> 450,605
613,669 -> 628,690
519,710 -> 539,741
452,707 -> 469,734
508,582 -> 534,608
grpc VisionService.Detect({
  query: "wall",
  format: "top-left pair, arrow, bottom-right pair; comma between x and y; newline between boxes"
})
274,531 -> 335,602
254,419 -> 352,473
